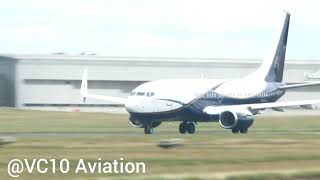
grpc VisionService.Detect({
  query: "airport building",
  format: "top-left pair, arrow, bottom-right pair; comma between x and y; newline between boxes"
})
0,54 -> 320,113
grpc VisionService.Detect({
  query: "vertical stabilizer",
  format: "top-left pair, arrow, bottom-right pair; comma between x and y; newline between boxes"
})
253,12 -> 290,82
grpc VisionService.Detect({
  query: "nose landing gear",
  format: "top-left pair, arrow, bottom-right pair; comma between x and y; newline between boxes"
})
143,121 -> 154,134
179,122 -> 195,134
144,126 -> 153,134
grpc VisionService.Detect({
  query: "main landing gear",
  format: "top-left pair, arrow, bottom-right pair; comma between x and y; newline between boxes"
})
179,122 -> 195,134
231,127 -> 248,134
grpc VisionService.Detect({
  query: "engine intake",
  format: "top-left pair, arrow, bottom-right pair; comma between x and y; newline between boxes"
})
128,116 -> 143,128
128,116 -> 162,128
300,104 -> 316,110
219,111 -> 254,130
219,111 -> 238,129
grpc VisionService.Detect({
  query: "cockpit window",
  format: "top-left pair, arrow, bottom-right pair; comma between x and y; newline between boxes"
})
130,92 -> 136,96
146,92 -> 155,97
136,92 -> 145,96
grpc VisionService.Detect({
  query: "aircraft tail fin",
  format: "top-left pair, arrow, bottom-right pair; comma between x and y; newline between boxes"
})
252,12 -> 290,82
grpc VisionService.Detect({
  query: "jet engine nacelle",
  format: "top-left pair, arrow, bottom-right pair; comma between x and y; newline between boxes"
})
219,111 -> 238,129
128,116 -> 162,128
128,116 -> 143,128
219,111 -> 254,129
300,104 -> 316,110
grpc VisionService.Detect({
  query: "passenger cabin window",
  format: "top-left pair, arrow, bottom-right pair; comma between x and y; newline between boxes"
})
131,92 -> 155,97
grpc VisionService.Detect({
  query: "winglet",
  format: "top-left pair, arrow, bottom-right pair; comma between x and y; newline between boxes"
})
80,69 -> 88,103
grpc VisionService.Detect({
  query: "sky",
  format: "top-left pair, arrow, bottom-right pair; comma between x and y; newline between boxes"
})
0,0 -> 319,59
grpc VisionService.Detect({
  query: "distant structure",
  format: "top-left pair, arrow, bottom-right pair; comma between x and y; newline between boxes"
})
0,54 -> 319,113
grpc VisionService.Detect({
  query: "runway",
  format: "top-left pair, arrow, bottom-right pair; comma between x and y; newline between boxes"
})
2,129 -> 320,138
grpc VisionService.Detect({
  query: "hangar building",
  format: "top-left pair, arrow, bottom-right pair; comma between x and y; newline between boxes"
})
0,54 -> 319,113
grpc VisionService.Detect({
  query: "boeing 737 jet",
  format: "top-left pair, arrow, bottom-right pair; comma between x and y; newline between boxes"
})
80,12 -> 320,134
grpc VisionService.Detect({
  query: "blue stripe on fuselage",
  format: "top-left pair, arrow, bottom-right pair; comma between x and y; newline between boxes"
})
129,87 -> 285,122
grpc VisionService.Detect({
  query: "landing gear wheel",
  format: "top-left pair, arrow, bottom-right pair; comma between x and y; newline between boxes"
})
232,128 -> 240,134
187,123 -> 195,134
179,122 -> 187,134
240,128 -> 248,134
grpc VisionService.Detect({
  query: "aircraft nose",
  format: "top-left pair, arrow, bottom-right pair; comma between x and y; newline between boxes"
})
125,99 -> 138,112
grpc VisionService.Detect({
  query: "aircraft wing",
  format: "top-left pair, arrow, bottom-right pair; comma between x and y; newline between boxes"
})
203,99 -> 320,115
80,69 -> 127,104
279,82 -> 320,90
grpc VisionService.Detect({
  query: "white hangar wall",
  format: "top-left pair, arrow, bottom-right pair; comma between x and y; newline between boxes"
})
0,54 -> 320,112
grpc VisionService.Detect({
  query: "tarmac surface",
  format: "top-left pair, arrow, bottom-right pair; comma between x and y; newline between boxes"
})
1,128 -> 320,138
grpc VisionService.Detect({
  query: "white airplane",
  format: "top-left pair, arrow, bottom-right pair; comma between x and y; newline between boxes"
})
81,12 -> 320,134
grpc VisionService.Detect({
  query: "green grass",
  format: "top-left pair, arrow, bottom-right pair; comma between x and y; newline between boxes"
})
1,108 -> 320,179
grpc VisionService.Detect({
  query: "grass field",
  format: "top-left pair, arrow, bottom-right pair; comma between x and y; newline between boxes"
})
1,108 -> 320,179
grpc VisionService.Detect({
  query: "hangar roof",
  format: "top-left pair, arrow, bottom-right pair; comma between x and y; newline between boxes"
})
2,54 -> 320,66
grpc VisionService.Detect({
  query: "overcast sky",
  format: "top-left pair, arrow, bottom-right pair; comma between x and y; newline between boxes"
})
0,0 -> 319,59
